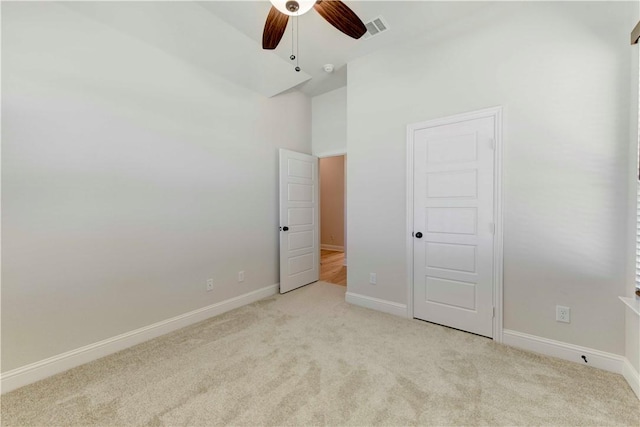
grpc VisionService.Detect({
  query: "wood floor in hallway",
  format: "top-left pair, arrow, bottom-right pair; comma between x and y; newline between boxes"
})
320,250 -> 346,286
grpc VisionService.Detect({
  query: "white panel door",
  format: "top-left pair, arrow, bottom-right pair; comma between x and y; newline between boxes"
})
279,149 -> 319,293
413,117 -> 495,337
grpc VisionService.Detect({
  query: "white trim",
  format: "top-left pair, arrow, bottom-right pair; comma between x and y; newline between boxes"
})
620,296 -> 640,317
345,292 -> 408,318
503,329 -> 624,374
622,357 -> 640,399
492,108 -> 505,343
405,106 -> 504,342
320,244 -> 344,252
314,150 -> 346,159
0,284 -> 279,394
635,181 -> 640,292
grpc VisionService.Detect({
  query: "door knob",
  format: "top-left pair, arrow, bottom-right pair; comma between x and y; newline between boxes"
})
282,226 -> 289,231
415,232 -> 423,238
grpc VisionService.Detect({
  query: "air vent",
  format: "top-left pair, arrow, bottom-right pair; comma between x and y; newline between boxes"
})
363,16 -> 389,40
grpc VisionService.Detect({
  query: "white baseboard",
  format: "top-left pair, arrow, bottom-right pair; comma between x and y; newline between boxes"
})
321,244 -> 344,252
503,329 -> 624,374
345,291 -> 407,318
0,284 -> 279,394
622,357 -> 640,399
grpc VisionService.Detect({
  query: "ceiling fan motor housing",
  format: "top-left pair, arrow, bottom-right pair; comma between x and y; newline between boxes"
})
263,1 -> 367,50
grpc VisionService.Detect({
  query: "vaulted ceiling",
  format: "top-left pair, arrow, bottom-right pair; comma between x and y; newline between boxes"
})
65,1 -> 491,98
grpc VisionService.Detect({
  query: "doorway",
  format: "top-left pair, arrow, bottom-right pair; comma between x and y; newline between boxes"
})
319,155 -> 347,286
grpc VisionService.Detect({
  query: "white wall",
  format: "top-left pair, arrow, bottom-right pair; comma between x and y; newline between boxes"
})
312,87 -> 347,157
1,2 -> 311,372
347,1 -> 633,355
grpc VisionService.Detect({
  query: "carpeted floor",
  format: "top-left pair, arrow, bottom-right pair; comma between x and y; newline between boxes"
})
1,281 -> 638,426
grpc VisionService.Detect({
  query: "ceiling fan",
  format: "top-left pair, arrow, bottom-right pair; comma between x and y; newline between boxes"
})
262,0 -> 367,50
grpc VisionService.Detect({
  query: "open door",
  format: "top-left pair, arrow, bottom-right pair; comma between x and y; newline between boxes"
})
279,149 -> 319,293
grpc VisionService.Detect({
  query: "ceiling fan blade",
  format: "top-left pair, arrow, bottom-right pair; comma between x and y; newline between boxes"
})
314,1 -> 367,40
263,6 -> 289,50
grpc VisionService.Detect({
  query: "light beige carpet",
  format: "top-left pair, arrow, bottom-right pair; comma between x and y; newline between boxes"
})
1,281 -> 638,426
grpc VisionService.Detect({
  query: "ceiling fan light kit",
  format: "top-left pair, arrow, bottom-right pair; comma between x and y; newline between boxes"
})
269,0 -> 315,16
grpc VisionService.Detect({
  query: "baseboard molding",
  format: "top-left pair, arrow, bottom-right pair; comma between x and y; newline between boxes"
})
0,283 -> 279,394
320,244 -> 344,252
345,292 -> 407,318
503,329 -> 624,374
622,358 -> 640,399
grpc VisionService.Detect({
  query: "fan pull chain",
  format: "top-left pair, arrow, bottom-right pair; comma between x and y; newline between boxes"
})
295,16 -> 300,72
290,17 -> 295,62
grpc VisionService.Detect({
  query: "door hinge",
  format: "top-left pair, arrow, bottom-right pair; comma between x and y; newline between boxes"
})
489,223 -> 495,235
493,307 -> 495,318
489,138 -> 495,150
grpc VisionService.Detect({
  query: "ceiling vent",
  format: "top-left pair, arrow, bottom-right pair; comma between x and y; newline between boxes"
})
363,16 -> 389,40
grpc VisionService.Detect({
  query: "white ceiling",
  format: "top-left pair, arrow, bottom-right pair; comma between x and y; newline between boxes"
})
65,1 -> 491,98
202,1 -> 489,96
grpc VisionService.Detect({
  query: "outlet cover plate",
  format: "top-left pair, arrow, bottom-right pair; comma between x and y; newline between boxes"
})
556,305 -> 570,323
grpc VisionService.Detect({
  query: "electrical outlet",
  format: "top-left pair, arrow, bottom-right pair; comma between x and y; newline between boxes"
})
238,271 -> 245,282
369,273 -> 377,285
206,279 -> 214,292
556,305 -> 570,323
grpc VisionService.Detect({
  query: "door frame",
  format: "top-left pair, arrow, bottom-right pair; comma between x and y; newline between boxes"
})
405,106 -> 504,343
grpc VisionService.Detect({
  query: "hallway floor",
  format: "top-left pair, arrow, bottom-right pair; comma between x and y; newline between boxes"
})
320,250 -> 346,286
